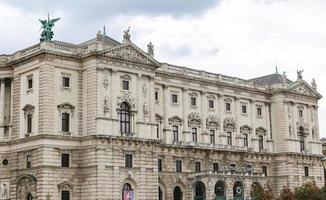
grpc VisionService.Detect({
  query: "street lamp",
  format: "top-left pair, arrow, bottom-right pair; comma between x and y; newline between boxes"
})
321,157 -> 326,186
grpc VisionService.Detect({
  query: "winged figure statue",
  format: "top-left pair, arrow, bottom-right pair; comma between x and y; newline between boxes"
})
39,14 -> 60,41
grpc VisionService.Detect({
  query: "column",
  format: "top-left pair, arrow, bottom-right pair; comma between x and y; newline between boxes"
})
0,78 -> 4,125
218,94 -> 225,144
234,97 -> 241,146
162,85 -> 169,143
182,87 -> 189,142
201,91 -> 207,143
250,99 -> 256,149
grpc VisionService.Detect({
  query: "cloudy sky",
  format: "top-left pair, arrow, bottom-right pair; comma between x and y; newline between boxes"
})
1,0 -> 326,137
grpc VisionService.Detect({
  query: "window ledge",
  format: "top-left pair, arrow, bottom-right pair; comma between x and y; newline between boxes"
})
256,115 -> 263,119
26,88 -> 33,94
60,131 -> 72,136
61,87 -> 71,92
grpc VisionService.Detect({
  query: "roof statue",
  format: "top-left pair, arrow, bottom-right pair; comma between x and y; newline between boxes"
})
311,78 -> 317,90
147,42 -> 154,56
103,25 -> 107,37
297,69 -> 304,80
39,14 -> 60,42
123,26 -> 131,42
275,66 -> 278,74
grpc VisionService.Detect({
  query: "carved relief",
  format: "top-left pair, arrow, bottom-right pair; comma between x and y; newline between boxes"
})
103,77 -> 109,89
117,92 -> 136,109
120,74 -> 131,80
104,45 -> 153,65
22,104 -> 35,118
57,103 -> 75,116
206,115 -> 219,129
188,112 -> 201,127
104,96 -> 110,113
256,127 -> 267,135
240,125 -> 251,134
223,117 -> 236,131
168,116 -> 183,125
58,181 -> 73,193
188,92 -> 198,97
296,118 -> 309,134
16,175 -> 37,200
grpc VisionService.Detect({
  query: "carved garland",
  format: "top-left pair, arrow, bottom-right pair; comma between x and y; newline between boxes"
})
188,112 -> 201,127
223,117 -> 236,131
116,92 -> 136,109
206,115 -> 219,129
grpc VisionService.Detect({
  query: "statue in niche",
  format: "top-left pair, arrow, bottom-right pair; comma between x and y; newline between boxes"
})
143,83 -> 148,98
103,78 -> 109,89
104,96 -> 110,113
143,103 -> 149,117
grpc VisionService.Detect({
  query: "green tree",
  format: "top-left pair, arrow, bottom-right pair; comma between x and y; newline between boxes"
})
251,183 -> 274,200
294,181 -> 324,200
278,186 -> 295,200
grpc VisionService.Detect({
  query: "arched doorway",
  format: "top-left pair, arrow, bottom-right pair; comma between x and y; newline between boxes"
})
174,186 -> 183,200
250,182 -> 263,200
233,182 -> 244,200
214,181 -> 226,200
122,183 -> 134,200
194,182 -> 206,200
159,186 -> 163,200
26,193 -> 33,200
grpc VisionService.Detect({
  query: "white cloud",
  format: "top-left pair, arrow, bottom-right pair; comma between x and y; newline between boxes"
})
1,0 -> 326,137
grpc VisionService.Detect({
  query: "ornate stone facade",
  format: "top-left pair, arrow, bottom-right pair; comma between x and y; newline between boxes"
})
0,29 -> 323,200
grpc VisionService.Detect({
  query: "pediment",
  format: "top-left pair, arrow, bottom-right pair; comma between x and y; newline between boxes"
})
100,42 -> 160,67
287,81 -> 321,99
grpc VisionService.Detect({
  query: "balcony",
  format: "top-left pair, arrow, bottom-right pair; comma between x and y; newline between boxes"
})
184,142 -> 248,151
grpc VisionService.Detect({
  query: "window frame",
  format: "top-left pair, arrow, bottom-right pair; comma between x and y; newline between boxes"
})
258,135 -> 264,151
195,161 -> 201,172
209,130 -> 215,144
225,102 -> 231,111
158,159 -> 162,172
120,102 -> 131,135
208,100 -> 214,109
122,80 -> 129,90
192,128 -> 197,142
171,94 -> 178,104
172,125 -> 179,142
176,160 -> 182,172
26,155 -> 32,168
304,166 -> 309,177
61,190 -> 70,200
125,154 -> 133,168
61,153 -> 70,168
213,163 -> 219,172
227,132 -> 232,146
241,105 -> 247,114
190,97 -> 197,106
243,133 -> 248,147
61,112 -> 70,132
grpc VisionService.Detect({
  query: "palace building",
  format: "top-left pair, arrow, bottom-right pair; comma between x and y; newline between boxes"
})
0,28 -> 323,200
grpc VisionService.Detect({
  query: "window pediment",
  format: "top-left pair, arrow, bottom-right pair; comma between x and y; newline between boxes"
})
168,116 -> 183,125
57,103 -> 75,111
206,115 -> 219,129
120,74 -> 132,80
256,127 -> 267,135
240,125 -> 251,134
58,181 -> 74,192
22,104 -> 35,112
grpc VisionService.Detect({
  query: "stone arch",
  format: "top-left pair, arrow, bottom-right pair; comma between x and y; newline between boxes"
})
158,180 -> 167,200
193,181 -> 206,200
16,175 -> 37,200
121,178 -> 137,200
214,180 -> 227,199
233,181 -> 244,200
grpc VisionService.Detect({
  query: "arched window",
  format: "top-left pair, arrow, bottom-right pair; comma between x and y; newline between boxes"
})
120,102 -> 131,135
122,183 -> 133,200
215,181 -> 226,198
233,182 -> 244,200
26,193 -> 33,200
298,126 -> 305,152
194,182 -> 206,200
173,186 -> 183,200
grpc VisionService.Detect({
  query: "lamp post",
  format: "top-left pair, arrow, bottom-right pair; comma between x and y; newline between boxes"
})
321,157 -> 326,186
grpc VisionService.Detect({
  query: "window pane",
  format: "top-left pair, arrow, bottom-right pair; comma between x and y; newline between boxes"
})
62,190 -> 70,200
125,154 -> 133,168
61,154 -> 70,167
62,113 -> 70,132
27,115 -> 32,133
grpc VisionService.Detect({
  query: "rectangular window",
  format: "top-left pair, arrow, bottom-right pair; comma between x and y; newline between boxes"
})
176,160 -> 182,172
226,103 -> 231,111
213,163 -> 219,172
304,166 -> 309,177
172,125 -> 179,142
299,110 -> 303,118
171,94 -> 178,103
26,155 -> 32,168
158,159 -> 162,172
62,77 -> 70,88
27,114 -> 32,134
62,113 -> 70,132
259,135 -> 264,151
125,154 -> 133,168
243,134 -> 248,147
156,124 -> 159,139
122,80 -> 129,90
227,132 -> 232,146
61,190 -> 70,200
195,162 -> 201,172
208,100 -> 214,108
242,105 -> 247,114
210,130 -> 215,144
28,77 -> 33,89
155,91 -> 158,100
192,128 -> 197,142
61,154 -> 70,167
191,97 -> 196,106
262,166 -> 268,177
257,107 -> 262,116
